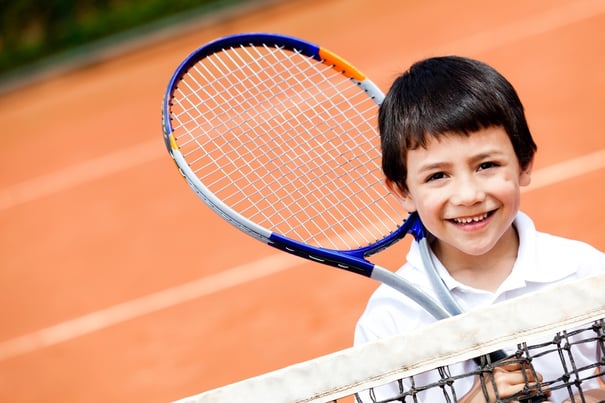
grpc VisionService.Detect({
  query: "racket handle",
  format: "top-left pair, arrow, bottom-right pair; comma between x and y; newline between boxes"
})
521,397 -> 549,402
471,349 -> 507,366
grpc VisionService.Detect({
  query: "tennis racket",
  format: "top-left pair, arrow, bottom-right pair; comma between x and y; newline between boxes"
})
161,32 -> 454,319
161,34 -> 547,398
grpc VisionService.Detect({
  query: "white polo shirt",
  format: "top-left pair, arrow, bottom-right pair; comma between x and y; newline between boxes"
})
354,212 -> 605,402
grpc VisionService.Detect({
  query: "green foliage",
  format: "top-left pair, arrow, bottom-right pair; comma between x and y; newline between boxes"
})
0,0 -> 236,75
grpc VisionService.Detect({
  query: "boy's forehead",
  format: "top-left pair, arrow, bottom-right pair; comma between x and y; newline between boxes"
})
407,127 -> 516,164
419,127 -> 511,148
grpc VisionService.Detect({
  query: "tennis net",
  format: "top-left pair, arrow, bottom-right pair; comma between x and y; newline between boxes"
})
173,272 -> 605,403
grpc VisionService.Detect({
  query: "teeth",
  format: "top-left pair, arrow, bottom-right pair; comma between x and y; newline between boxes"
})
453,213 -> 488,224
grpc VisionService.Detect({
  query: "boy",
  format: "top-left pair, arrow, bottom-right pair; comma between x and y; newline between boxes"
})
354,56 -> 605,402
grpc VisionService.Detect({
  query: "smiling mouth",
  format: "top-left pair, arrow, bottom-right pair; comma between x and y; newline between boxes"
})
450,211 -> 493,224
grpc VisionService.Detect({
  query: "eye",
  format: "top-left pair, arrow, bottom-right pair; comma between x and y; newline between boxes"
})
477,161 -> 499,171
426,171 -> 447,182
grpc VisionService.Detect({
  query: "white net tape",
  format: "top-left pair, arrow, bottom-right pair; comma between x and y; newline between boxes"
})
174,272 -> 605,403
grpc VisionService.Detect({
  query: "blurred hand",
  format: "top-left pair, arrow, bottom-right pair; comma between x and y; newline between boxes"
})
460,362 -> 549,403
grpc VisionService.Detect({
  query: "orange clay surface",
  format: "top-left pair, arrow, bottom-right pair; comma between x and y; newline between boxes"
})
0,0 -> 604,402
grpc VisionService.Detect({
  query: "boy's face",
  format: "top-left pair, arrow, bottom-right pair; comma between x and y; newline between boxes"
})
388,126 -> 532,259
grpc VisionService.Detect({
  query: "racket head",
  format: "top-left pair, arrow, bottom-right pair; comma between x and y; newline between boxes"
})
162,32 -> 409,258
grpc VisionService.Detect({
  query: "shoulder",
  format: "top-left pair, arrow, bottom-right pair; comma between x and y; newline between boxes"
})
535,231 -> 605,274
354,265 -> 436,344
516,212 -> 605,280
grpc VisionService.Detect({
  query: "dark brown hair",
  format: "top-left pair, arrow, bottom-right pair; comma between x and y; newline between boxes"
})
379,56 -> 537,193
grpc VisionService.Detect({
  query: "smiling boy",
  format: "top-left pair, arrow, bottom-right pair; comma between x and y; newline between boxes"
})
397,126 -> 528,293
354,56 -> 605,402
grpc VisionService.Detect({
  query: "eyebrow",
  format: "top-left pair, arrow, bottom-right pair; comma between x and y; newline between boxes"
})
417,161 -> 449,173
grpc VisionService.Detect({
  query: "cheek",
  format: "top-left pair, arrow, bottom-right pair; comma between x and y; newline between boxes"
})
406,192 -> 444,220
400,186 -> 443,213
487,177 -> 523,211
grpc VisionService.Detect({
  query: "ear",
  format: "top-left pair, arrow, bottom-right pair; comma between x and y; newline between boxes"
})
519,159 -> 534,187
385,179 -> 417,212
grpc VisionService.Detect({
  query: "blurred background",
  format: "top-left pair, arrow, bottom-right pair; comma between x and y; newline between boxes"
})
1,1 -> 215,72
0,0 -> 266,91
0,0 -> 603,402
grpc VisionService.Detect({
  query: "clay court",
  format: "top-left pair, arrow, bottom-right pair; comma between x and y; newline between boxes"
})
0,0 -> 604,402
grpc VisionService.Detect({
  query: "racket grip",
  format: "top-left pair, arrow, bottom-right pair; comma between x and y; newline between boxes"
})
472,349 -> 508,366
521,398 -> 549,402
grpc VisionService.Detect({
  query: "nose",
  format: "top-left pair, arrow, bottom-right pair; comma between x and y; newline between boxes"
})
449,176 -> 485,206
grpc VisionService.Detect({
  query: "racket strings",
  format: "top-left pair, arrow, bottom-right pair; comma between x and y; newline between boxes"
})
173,54 -> 396,249
238,78 -> 398,248
169,42 -> 404,250
226,64 -> 389,246
177,44 -> 371,179
175,52 -> 394,234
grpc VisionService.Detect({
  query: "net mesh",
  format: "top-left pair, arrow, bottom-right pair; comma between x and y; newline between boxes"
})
168,41 -> 404,251
173,273 -> 605,403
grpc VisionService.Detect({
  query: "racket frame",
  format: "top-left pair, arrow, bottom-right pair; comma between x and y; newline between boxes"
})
162,32 -> 458,321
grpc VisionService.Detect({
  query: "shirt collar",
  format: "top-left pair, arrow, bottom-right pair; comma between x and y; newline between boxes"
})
404,211 -> 572,295
512,211 -> 577,283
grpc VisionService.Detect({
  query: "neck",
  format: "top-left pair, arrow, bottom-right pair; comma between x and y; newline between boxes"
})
432,226 -> 519,292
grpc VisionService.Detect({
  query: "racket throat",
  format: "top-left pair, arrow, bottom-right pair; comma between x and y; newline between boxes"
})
267,235 -> 374,277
